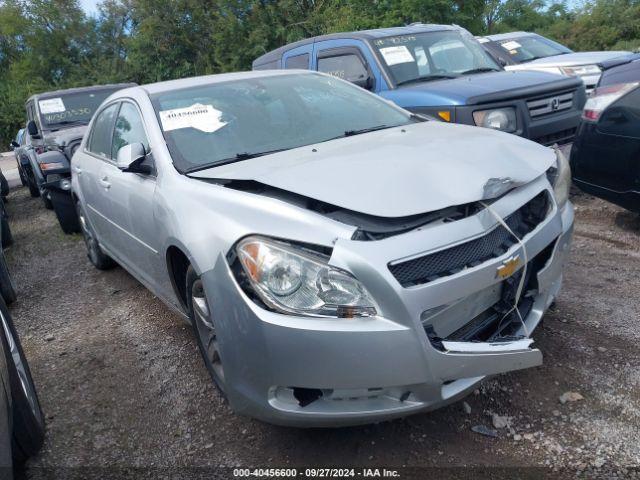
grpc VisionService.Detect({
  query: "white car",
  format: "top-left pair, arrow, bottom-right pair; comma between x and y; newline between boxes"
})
478,32 -> 631,93
71,70 -> 574,426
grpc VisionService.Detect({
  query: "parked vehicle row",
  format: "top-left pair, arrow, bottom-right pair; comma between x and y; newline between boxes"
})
0,186 -> 44,478
477,31 -> 631,93
4,23 -> 637,430
254,24 -> 586,150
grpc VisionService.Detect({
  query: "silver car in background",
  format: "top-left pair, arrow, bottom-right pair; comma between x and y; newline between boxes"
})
71,70 -> 574,427
478,32 -> 631,93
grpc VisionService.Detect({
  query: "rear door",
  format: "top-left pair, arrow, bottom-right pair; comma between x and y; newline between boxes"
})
282,44 -> 313,70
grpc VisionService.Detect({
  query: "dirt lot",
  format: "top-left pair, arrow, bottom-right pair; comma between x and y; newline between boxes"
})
4,186 -> 640,479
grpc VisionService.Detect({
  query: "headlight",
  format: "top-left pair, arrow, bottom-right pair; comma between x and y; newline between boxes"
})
547,147 -> 571,209
235,237 -> 378,318
560,64 -> 601,77
472,108 -> 517,132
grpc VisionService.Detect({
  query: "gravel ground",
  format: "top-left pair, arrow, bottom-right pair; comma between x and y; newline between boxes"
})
4,186 -> 640,479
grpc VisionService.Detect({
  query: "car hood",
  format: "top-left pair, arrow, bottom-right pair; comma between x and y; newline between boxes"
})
43,125 -> 87,147
384,70 -> 576,106
521,51 -> 632,68
188,122 -> 555,218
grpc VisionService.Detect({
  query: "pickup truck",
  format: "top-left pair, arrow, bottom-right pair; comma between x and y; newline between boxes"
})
22,83 -> 134,232
253,24 -> 586,149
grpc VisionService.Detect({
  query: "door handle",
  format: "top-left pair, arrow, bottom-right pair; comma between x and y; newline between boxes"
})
99,176 -> 111,190
73,165 -> 82,175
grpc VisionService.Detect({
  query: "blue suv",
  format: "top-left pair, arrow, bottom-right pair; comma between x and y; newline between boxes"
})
253,24 -> 585,148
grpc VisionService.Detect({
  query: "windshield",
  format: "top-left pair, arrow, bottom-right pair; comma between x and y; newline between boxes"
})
493,35 -> 572,63
151,73 -> 414,173
373,30 -> 501,85
38,89 -> 122,129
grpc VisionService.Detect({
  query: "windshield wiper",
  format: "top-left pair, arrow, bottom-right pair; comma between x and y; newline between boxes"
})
343,125 -> 393,137
459,67 -> 501,75
185,148 -> 291,173
396,74 -> 458,86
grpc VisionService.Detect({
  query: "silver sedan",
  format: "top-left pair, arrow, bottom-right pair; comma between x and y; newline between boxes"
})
71,70 -> 574,427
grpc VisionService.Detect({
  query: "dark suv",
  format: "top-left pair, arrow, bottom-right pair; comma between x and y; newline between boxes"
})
254,24 -> 585,151
23,83 -> 134,218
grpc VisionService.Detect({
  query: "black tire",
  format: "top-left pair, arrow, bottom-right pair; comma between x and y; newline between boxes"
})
0,249 -> 16,305
0,296 -> 45,462
26,170 -> 39,198
41,191 -> 53,210
76,200 -> 115,270
0,172 -> 8,199
18,165 -> 28,187
186,266 -> 227,398
1,216 -> 13,249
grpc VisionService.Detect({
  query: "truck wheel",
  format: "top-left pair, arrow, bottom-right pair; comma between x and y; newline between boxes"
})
18,167 -> 27,187
0,297 -> 45,462
0,249 -> 16,304
41,191 -> 53,210
26,169 -> 39,198
76,200 -> 115,270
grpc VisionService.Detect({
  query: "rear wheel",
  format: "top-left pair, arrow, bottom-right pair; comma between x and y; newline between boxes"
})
18,166 -> 27,187
0,297 -> 45,462
76,200 -> 115,270
186,266 -> 226,397
0,202 -> 13,249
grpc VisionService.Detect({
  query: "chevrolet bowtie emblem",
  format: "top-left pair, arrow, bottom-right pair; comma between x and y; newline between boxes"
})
496,255 -> 521,279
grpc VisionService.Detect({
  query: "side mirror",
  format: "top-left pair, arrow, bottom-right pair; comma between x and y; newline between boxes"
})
116,142 -> 152,174
498,57 -> 508,67
27,120 -> 40,138
9,141 -> 19,150
351,74 -> 374,91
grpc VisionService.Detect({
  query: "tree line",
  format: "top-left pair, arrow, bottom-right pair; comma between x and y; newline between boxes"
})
1,0 -> 639,145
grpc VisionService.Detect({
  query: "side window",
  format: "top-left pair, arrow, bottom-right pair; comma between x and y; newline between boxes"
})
26,102 -> 35,122
285,53 -> 309,70
87,103 -> 119,159
318,54 -> 368,83
112,102 -> 150,159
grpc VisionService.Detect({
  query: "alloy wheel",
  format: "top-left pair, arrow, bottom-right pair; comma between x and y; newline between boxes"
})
191,279 -> 225,391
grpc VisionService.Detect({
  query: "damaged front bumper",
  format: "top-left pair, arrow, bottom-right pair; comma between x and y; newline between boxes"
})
202,175 -> 574,427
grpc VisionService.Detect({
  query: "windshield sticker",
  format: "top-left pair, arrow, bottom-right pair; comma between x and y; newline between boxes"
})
500,40 -> 522,51
39,98 -> 66,114
379,46 -> 415,66
159,103 -> 227,133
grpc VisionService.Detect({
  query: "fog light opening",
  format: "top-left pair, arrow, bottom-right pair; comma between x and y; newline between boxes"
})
292,387 -> 323,407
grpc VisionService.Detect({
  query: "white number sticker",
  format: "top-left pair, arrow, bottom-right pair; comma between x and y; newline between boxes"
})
39,98 -> 66,114
159,103 -> 227,133
379,46 -> 415,66
500,41 -> 522,51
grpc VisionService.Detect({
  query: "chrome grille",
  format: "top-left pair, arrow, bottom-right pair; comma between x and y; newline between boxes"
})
527,91 -> 574,118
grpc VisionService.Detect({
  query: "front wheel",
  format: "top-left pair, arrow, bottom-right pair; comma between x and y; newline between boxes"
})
0,297 -> 45,462
186,266 -> 226,397
76,200 -> 114,270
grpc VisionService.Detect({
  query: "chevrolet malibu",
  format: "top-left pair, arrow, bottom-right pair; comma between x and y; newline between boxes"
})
71,70 -> 574,427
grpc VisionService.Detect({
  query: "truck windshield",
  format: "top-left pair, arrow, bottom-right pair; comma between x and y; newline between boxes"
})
373,30 -> 501,86
38,89 -> 121,129
151,73 -> 414,173
493,35 -> 572,63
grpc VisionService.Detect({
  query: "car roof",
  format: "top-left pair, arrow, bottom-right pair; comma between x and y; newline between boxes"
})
27,83 -> 137,103
134,69 -> 316,96
253,24 -> 460,67
485,31 -> 536,42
